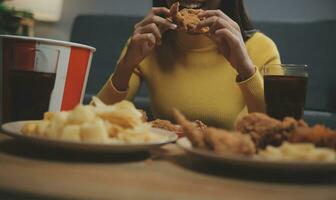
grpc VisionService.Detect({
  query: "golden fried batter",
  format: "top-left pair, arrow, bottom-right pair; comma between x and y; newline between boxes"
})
150,119 -> 184,137
174,110 -> 336,157
282,117 -> 309,131
173,109 -> 207,148
173,109 -> 256,155
150,118 -> 207,138
170,2 -> 209,34
204,127 -> 256,155
235,113 -> 308,148
289,125 -> 336,149
193,120 -> 208,135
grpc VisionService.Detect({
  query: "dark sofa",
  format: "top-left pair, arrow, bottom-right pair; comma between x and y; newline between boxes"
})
70,15 -> 336,127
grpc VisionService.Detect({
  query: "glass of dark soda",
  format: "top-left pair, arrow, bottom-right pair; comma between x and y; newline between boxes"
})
2,43 -> 59,123
263,64 -> 308,120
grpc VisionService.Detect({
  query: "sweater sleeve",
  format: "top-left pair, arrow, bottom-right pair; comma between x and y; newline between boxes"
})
237,32 -> 281,113
97,72 -> 141,104
96,39 -> 142,104
237,69 -> 265,113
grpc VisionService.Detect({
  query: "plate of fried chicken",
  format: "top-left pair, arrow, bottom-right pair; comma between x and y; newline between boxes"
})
173,110 -> 336,171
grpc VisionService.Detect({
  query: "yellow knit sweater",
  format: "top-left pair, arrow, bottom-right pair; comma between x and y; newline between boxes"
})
97,31 -> 281,129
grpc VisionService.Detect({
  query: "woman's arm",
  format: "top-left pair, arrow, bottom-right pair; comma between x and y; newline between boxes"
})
96,7 -> 177,104
238,32 -> 281,113
197,10 -> 280,113
198,10 -> 256,81
111,7 -> 176,92
97,69 -> 142,104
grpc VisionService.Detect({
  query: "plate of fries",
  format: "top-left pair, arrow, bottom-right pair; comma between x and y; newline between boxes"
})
1,98 -> 177,153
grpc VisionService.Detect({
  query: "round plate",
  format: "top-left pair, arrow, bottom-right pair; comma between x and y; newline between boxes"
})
1,121 -> 178,153
176,137 -> 336,171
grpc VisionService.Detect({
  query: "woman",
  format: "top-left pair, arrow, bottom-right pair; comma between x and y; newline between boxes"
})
97,0 -> 280,129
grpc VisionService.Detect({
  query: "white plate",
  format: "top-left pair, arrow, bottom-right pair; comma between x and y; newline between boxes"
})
177,137 -> 336,171
1,121 -> 178,153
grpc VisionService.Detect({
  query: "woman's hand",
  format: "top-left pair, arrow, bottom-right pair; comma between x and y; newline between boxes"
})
122,7 -> 177,69
198,10 -> 255,81
113,7 -> 177,90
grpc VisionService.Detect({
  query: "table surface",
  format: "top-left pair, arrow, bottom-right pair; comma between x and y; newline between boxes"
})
0,133 -> 335,200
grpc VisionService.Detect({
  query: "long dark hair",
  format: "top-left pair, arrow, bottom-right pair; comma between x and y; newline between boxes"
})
153,0 -> 255,41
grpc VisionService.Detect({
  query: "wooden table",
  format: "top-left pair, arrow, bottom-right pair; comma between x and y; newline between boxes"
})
0,133 -> 335,200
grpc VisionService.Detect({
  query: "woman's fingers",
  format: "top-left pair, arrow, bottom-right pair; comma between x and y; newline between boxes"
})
132,7 -> 177,49
131,33 -> 156,47
197,11 -> 243,50
135,23 -> 162,44
198,10 -> 226,19
140,15 -> 177,31
199,10 -> 241,32
215,28 -> 241,48
135,7 -> 177,31
204,16 -> 223,34
199,17 -> 238,36
151,7 -> 171,17
136,15 -> 177,31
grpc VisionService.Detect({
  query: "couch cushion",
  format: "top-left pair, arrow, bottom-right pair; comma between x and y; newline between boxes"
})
254,21 -> 336,112
303,111 -> 336,129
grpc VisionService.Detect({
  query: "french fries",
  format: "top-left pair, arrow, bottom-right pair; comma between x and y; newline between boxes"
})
21,97 -> 167,144
258,142 -> 336,161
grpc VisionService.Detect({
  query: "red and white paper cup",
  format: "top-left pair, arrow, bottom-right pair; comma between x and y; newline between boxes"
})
0,35 -> 96,123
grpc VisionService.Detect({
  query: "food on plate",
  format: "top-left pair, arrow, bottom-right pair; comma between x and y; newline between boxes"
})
235,113 -> 308,148
170,2 -> 209,34
235,113 -> 336,161
150,119 -> 184,137
139,109 -> 149,122
21,97 -> 169,144
173,109 -> 207,148
193,120 -> 208,134
173,109 -> 256,155
173,110 -> 336,161
236,112 -> 336,149
150,118 -> 207,138
258,142 -> 336,161
289,125 -> 336,149
204,128 -> 256,156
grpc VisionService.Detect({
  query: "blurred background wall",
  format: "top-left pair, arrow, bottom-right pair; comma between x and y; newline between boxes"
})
35,0 -> 336,40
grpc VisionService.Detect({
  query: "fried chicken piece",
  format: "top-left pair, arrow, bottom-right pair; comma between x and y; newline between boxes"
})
170,2 -> 209,34
193,120 -> 208,135
150,118 -> 207,138
204,128 -> 256,155
282,117 -> 309,131
236,113 -> 283,148
289,125 -> 336,149
150,119 -> 184,137
173,109 -> 207,148
235,113 -> 308,149
173,109 -> 256,155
